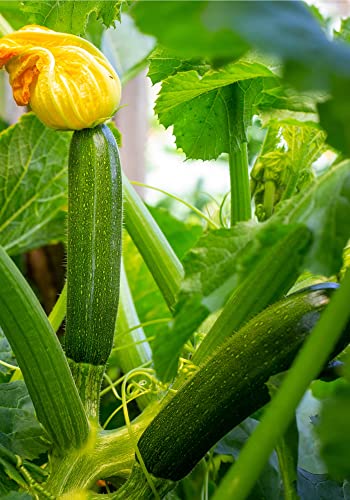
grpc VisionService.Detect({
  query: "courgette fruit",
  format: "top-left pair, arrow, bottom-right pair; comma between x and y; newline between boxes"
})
137,284 -> 350,481
65,124 -> 122,366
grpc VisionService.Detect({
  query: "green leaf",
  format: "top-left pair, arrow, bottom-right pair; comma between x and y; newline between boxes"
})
316,380 -> 350,481
0,381 -> 49,460
0,113 -> 70,256
148,46 -> 210,85
0,327 -> 17,384
203,1 -> 350,90
297,391 -> 325,475
147,205 -> 203,261
133,1 -> 350,90
155,62 -> 274,160
131,1 -> 249,60
318,84 -> 350,156
0,468 -> 18,496
20,0 -> 123,35
277,160 -> 350,276
0,2 -> 29,30
251,120 -> 326,220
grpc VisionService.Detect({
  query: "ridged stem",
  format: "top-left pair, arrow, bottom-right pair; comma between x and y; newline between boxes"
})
114,262 -> 154,409
229,142 -> 251,226
0,246 -> 89,451
123,174 -> 184,310
115,261 -> 152,371
212,270 -> 350,500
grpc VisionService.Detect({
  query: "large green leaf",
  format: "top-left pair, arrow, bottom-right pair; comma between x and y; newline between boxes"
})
131,1 -> 249,60
134,0 -> 350,157
0,381 -> 49,460
20,0 -> 123,35
134,1 -> 350,90
0,113 -> 70,255
155,62 -> 274,160
0,2 -> 28,30
148,46 -> 210,85
315,378 -> 350,481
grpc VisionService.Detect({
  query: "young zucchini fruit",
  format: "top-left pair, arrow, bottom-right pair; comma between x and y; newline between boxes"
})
137,283 -> 350,481
64,125 -> 122,413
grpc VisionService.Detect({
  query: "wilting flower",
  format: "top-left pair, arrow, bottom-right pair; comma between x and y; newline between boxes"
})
0,25 -> 121,130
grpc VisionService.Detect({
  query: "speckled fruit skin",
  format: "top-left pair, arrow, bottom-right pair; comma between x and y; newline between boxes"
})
65,124 -> 122,366
138,284 -> 350,481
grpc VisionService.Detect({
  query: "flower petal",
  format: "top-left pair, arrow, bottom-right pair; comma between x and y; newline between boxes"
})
0,25 -> 121,130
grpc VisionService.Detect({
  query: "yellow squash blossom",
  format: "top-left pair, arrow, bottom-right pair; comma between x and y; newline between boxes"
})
0,25 -> 121,130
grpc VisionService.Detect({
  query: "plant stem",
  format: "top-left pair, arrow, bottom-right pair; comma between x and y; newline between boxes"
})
67,360 -> 105,421
114,261 -> 154,409
229,142 -> 251,226
48,281 -> 67,332
115,261 -> 152,370
0,246 -> 89,451
123,173 -> 184,310
212,270 -> 350,500
46,404 -> 159,496
0,14 -> 13,36
193,224 -> 311,365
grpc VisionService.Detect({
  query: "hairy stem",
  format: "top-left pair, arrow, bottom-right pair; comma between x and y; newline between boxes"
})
123,174 -> 184,310
0,246 -> 89,451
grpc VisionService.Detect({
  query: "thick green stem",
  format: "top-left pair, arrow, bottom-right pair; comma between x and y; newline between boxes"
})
68,360 -> 105,422
0,246 -> 89,451
212,270 -> 350,500
46,404 -> 159,497
229,142 -> 251,226
123,174 -> 184,310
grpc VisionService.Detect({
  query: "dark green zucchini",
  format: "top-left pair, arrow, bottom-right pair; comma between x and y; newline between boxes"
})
137,283 -> 350,481
65,124 -> 122,366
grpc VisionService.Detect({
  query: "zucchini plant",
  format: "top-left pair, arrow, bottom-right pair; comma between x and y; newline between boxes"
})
1,2 -> 350,500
